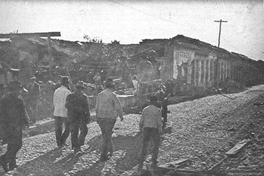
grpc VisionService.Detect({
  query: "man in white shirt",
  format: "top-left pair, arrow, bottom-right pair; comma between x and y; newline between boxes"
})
138,95 -> 162,173
53,76 -> 71,147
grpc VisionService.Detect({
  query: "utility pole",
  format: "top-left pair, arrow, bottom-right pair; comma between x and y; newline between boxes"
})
214,19 -> 228,48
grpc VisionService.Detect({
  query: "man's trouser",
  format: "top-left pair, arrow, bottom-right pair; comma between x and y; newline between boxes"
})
1,127 -> 22,170
161,101 -> 168,123
54,116 -> 71,147
139,127 -> 160,168
70,115 -> 88,149
97,118 -> 116,161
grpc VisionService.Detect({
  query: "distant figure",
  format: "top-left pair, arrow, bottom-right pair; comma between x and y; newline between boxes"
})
147,50 -> 160,80
165,79 -> 175,97
155,82 -> 170,127
0,81 -> 29,172
138,95 -> 162,173
65,81 -> 90,153
27,76 -> 40,124
137,55 -> 154,83
93,72 -> 101,94
53,76 -> 71,147
132,75 -> 139,93
119,56 -> 133,88
95,78 -> 123,162
137,55 -> 154,94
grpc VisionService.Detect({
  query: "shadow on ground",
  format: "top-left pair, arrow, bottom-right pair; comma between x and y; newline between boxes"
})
0,126 -> 172,176
75,126 -> 172,176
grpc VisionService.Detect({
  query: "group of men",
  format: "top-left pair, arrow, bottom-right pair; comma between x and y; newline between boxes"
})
0,73 -> 165,175
53,76 -> 90,153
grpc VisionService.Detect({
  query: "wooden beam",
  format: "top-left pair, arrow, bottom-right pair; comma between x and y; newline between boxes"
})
0,32 -> 61,38
226,139 -> 250,157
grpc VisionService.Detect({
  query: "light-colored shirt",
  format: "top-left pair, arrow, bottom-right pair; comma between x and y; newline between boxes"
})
53,85 -> 71,117
95,88 -> 123,120
139,105 -> 162,133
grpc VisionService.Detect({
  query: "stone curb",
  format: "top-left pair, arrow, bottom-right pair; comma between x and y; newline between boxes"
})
26,111 -> 96,137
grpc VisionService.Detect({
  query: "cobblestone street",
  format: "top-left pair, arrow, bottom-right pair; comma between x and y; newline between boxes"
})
1,85 -> 264,176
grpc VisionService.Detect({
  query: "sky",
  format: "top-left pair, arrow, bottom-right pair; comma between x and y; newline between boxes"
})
0,0 -> 264,60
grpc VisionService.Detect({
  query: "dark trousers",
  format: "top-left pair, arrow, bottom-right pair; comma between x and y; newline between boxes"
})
1,127 -> 22,170
54,116 -> 71,147
70,116 -> 88,149
139,127 -> 160,167
97,118 -> 116,160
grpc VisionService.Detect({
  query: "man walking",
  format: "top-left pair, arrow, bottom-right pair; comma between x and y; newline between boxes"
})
138,95 -> 162,173
53,76 -> 71,147
95,78 -> 123,162
65,81 -> 90,153
0,81 -> 29,172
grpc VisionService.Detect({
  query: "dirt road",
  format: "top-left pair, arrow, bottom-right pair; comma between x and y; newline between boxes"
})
1,85 -> 264,176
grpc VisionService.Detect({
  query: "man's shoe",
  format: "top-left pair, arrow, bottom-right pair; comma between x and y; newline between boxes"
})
9,164 -> 19,171
151,160 -> 158,168
99,156 -> 110,162
0,156 -> 8,173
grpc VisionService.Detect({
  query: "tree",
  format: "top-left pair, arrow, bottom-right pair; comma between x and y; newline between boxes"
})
83,35 -> 102,43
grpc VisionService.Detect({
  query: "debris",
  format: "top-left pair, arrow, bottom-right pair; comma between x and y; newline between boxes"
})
226,139 -> 251,157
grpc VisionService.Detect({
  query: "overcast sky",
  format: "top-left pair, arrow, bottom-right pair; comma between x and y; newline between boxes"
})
0,0 -> 263,60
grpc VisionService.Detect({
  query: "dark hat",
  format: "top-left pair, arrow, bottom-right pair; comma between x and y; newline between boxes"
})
8,80 -> 23,91
61,76 -> 69,85
105,78 -> 115,88
76,81 -> 85,89
149,95 -> 158,103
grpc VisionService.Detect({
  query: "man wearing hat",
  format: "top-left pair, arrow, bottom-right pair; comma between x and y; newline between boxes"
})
138,95 -> 162,173
53,76 -> 71,148
27,76 -> 40,124
95,78 -> 123,162
0,80 -> 29,172
65,81 -> 90,153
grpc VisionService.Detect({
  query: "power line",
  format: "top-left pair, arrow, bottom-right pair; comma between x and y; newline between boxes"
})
214,19 -> 228,48
107,0 -> 201,33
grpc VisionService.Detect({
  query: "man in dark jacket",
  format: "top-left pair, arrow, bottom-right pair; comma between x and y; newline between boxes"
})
0,80 -> 29,172
65,81 -> 90,153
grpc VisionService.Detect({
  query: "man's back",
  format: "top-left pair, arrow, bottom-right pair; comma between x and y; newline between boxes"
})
96,89 -> 122,119
1,93 -> 29,128
66,91 -> 89,115
141,105 -> 162,130
53,86 -> 71,117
